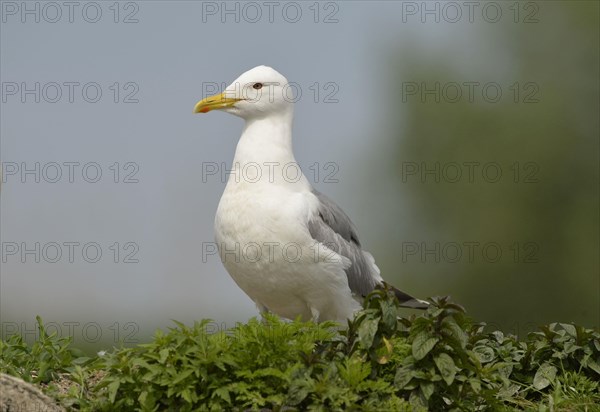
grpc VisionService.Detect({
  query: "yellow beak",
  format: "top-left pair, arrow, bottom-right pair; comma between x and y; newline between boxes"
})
193,92 -> 242,114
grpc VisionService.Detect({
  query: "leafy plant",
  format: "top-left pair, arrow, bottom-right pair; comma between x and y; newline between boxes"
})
0,316 -> 90,384
1,294 -> 598,411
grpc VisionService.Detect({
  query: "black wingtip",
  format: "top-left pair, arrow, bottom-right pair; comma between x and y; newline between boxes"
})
379,282 -> 429,310
398,298 -> 430,310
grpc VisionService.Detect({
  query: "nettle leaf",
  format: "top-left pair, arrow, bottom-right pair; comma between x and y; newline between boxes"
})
213,386 -> 231,404
357,317 -> 380,349
409,388 -> 428,409
253,367 -> 289,381
412,332 -> 439,361
441,317 -> 468,349
158,348 -> 169,364
490,361 -> 514,379
468,378 -> 481,394
410,317 -> 431,336
379,299 -> 398,329
172,368 -> 194,384
434,353 -> 456,386
394,364 -> 415,389
340,356 -> 371,387
492,330 -> 505,343
585,357 -> 600,376
563,341 -> 581,354
473,345 -> 496,363
533,363 -> 557,390
180,388 -> 193,403
287,375 -> 313,405
497,384 -> 520,399
137,390 -> 155,410
443,302 -> 466,313
560,323 -> 577,338
420,381 -> 434,400
107,380 -> 121,404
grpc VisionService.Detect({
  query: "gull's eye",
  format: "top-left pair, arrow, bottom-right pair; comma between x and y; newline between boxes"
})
253,83 -> 263,90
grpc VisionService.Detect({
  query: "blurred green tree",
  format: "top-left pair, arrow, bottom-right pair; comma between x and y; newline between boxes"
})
377,2 -> 599,333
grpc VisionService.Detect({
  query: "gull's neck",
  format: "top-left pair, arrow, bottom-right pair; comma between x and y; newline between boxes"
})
227,111 -> 308,189
234,112 -> 295,164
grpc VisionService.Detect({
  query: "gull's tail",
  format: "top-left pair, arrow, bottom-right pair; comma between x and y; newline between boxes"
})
379,282 -> 430,310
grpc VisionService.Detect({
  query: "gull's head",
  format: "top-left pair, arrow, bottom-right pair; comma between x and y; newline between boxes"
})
194,65 -> 292,120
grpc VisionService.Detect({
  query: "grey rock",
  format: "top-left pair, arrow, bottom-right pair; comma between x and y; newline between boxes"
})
0,373 -> 64,412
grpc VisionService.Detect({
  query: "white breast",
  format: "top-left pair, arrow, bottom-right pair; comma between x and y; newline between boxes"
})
214,179 -> 360,322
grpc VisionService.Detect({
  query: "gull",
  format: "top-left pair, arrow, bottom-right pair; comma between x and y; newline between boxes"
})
194,65 -> 428,323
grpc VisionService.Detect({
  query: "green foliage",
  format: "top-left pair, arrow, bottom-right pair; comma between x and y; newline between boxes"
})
1,294 -> 599,411
92,314 -> 411,411
0,316 -> 99,409
0,316 -> 90,384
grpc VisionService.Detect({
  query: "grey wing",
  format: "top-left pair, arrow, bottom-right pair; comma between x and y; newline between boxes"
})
307,189 -> 382,298
308,189 -> 430,309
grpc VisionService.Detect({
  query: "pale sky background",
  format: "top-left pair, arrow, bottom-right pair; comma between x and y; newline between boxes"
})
2,1 -> 582,346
